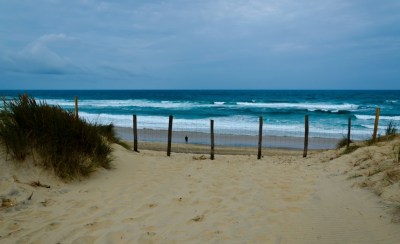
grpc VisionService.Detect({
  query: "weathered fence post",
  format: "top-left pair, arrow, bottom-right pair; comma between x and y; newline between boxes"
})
74,96 -> 79,119
347,115 -> 351,148
257,116 -> 263,160
210,119 -> 215,160
372,107 -> 380,143
303,114 -> 309,158
2,96 -> 6,111
133,114 -> 138,152
167,115 -> 173,156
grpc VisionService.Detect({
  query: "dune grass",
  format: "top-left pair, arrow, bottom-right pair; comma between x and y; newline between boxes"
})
336,136 -> 352,149
386,120 -> 398,136
0,95 -> 123,179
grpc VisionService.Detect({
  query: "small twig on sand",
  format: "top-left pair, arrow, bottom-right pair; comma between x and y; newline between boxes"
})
29,181 -> 50,188
13,176 -> 51,188
28,192 -> 33,200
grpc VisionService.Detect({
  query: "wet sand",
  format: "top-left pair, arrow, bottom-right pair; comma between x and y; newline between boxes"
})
115,126 -> 340,151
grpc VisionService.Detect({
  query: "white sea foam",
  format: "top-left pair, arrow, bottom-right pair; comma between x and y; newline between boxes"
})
214,102 -> 225,105
355,115 -> 400,121
77,112 -> 373,139
43,98 -> 359,112
361,124 -> 375,129
45,99 -> 226,109
236,102 -> 358,111
78,112 -> 261,135
45,99 -> 200,109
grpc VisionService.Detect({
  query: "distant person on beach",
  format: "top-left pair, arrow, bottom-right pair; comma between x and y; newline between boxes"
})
185,135 -> 188,144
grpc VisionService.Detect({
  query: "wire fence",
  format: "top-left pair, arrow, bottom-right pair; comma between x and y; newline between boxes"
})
114,110 -> 382,157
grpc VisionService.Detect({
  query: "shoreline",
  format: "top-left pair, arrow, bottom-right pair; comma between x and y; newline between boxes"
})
115,126 -> 341,151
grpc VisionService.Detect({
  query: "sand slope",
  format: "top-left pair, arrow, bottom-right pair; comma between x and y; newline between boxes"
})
1,145 -> 400,243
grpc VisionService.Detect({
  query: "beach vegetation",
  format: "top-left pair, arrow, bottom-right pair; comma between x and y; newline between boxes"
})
366,134 -> 398,146
336,137 -> 351,149
0,95 -> 123,179
367,167 -> 386,177
385,120 -> 397,136
365,137 -> 375,146
365,121 -> 397,144
93,124 -> 131,150
342,145 -> 360,155
347,173 -> 363,180
386,168 -> 400,182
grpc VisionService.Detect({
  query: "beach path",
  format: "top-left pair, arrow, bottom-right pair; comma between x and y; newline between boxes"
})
1,145 -> 399,243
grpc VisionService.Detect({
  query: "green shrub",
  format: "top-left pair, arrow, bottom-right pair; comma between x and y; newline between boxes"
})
0,95 -> 116,179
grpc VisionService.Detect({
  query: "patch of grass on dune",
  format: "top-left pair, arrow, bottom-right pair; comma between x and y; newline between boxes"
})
0,95 -> 124,179
94,124 -> 131,150
365,121 -> 398,146
336,136 -> 353,149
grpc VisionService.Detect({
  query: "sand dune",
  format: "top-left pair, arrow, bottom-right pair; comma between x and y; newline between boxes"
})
1,142 -> 400,243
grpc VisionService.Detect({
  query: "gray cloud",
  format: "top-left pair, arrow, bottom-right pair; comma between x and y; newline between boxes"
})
2,34 -> 81,75
0,0 -> 399,89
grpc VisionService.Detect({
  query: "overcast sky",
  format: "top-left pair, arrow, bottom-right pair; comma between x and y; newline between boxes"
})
1,0 -> 399,89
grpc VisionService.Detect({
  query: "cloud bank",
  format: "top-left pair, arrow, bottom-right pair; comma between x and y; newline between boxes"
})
0,0 -> 399,89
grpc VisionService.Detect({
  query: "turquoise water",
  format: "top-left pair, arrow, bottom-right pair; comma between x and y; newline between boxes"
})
1,90 -> 399,140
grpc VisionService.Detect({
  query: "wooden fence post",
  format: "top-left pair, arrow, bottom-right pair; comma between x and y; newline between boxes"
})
167,115 -> 173,156
303,114 -> 309,158
258,116 -> 263,160
2,96 -> 6,111
372,107 -> 380,143
210,119 -> 215,160
74,96 -> 79,119
133,114 -> 138,152
347,115 -> 351,148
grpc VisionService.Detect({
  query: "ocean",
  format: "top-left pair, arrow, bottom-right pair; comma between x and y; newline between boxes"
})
1,90 -> 400,145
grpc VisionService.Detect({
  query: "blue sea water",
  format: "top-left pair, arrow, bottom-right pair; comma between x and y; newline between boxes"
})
1,90 -> 400,140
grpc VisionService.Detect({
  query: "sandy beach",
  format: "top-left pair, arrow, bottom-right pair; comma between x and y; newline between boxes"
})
1,138 -> 400,243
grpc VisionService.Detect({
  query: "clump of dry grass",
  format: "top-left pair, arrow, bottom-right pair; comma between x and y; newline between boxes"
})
333,134 -> 400,222
386,168 -> 400,182
193,155 -> 207,160
0,95 -> 121,179
365,121 -> 398,146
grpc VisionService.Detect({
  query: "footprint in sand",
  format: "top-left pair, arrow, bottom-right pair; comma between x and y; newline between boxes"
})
104,231 -> 126,242
122,217 -> 135,223
190,214 -> 205,222
39,198 -> 55,207
7,222 -> 20,231
122,213 -> 152,223
175,197 -> 190,203
138,231 -> 160,244
88,205 -> 100,213
45,222 -> 61,231
148,203 -> 157,208
84,220 -> 113,232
